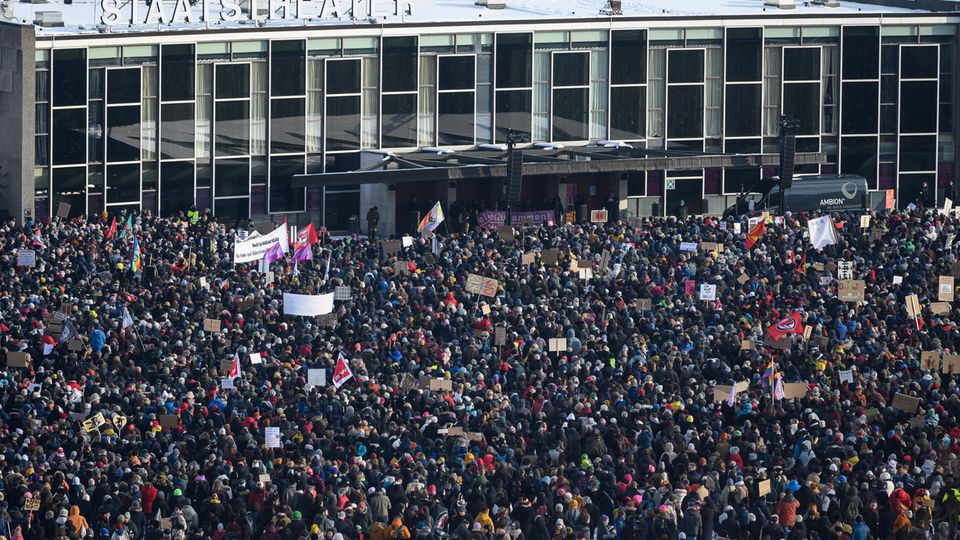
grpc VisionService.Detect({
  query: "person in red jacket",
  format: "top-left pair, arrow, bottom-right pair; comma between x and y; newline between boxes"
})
890,482 -> 912,515
140,482 -> 158,515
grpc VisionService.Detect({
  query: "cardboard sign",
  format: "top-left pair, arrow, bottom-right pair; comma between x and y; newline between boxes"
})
909,416 -> 927,428
931,302 -> 952,315
906,294 -> 922,321
893,275 -> 903,285
5,351 -> 30,368
220,358 -> 234,373
203,319 -> 221,333
380,239 -> 402,255
495,326 -> 507,346
443,426 -> 464,436
892,393 -> 920,414
249,352 -> 263,365
237,298 -> 257,313
782,383 -> 808,399
838,280 -> 866,302
541,249 -> 559,265
699,241 -> 722,253
637,298 -> 652,311
265,427 -> 281,448
839,370 -> 854,384
111,414 -> 127,431
549,338 -> 567,352
699,284 -> 717,301
23,499 -> 40,512
420,376 -> 453,392
713,381 -> 748,402
740,339 -> 755,350
860,214 -> 871,228
497,225 -> 515,242
578,268 -> 594,280
921,351 -> 941,371
334,286 -> 352,301
590,209 -> 608,223
758,479 -> 772,497
394,261 -> 410,275
480,304 -> 491,315
259,473 -> 271,483
764,333 -> 792,350
465,273 -> 484,294
67,339 -> 85,352
159,415 -> 179,429
802,325 -> 813,342
56,202 -> 71,219
940,276 -> 955,302
737,274 -> 750,285
521,252 -> 535,265
942,354 -> 960,374
480,277 -> 499,297
696,486 -> 710,500
17,250 -> 36,267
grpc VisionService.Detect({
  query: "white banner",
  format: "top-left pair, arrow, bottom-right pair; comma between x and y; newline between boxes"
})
283,292 -> 335,317
808,215 -> 837,250
233,225 -> 289,264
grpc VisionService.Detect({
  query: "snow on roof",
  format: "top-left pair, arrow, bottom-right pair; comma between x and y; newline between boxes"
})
7,0 -> 930,38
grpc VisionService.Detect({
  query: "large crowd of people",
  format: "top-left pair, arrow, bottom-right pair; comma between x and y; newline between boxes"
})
2,206 -> 960,540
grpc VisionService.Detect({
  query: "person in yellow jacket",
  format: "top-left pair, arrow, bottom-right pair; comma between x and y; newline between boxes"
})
370,522 -> 389,540
474,508 -> 494,534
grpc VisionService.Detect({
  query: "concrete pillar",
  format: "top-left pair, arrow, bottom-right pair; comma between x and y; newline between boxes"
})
360,184 -> 396,237
0,25 -> 35,224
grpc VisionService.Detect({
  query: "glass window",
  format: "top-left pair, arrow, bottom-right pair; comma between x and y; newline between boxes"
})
215,64 -> 250,99
724,84 -> 761,136
901,45 -> 939,80
842,26 -> 880,80
726,28 -> 762,82
783,47 -> 820,82
609,86 -> 645,140
324,189 -> 360,230
553,52 -> 589,87
900,135 -> 937,171
215,101 -> 251,156
327,59 -> 361,95
161,44 -> 195,102
840,135 -> 878,186
270,98 -> 306,154
52,109 -> 86,165
160,161 -> 194,216
382,93 -> 417,148
611,30 -> 646,85
900,80 -> 938,133
438,92 -> 474,145
214,157 -> 250,198
495,89 -> 531,142
667,49 -> 704,84
382,36 -> 419,93
106,105 -> 141,162
107,68 -> 141,105
326,95 -> 361,151
552,87 -> 588,141
667,85 -> 703,139
52,166 -> 86,217
198,42 -> 230,61
161,103 -> 195,160
438,56 -> 475,91
52,49 -> 86,107
269,155 -> 306,213
106,163 -> 140,204
122,45 -> 156,65
214,197 -> 249,224
782,83 -> 820,135
496,33 -> 533,88
343,37 -> 378,55
841,81 -> 878,134
271,40 -> 306,97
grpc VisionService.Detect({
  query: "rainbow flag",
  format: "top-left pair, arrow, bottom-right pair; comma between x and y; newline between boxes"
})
417,201 -> 445,234
131,237 -> 142,273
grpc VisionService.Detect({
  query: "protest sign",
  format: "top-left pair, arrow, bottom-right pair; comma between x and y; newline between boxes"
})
838,280 -> 866,302
17,250 -> 35,267
5,351 -> 29,368
942,354 -> 960,374
892,393 -> 920,414
758,480 -> 772,497
334,286 -> 352,301
380,239 -> 402,255
249,352 -> 263,365
541,249 -> 559,265
940,276 -> 955,302
480,277 -> 499,297
495,326 -> 507,346
521,252 -> 535,265
590,209 -> 608,223
931,302 -> 951,315
839,370 -> 853,384
203,319 -> 221,333
549,338 -> 567,352
56,202 -> 71,219
307,369 -> 326,389
159,415 -> 178,428
497,225 -> 515,242
233,225 -> 288,263
282,292 -> 335,316
23,499 -> 40,511
782,383 -> 808,399
465,274 -> 484,294
265,427 -> 281,448
921,351 -> 940,371
699,284 -> 717,301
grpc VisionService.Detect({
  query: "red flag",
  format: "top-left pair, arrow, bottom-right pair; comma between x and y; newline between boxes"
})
745,220 -> 766,250
296,223 -> 320,249
228,352 -> 241,379
333,352 -> 354,388
105,217 -> 117,240
797,251 -> 807,274
767,312 -> 803,341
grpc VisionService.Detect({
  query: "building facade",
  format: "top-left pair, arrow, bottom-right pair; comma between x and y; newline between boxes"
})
2,0 -> 959,232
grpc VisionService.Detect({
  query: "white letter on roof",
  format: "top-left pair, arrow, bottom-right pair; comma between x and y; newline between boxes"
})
145,0 -> 169,23
269,0 -> 293,18
171,0 -> 197,22
100,0 -> 125,25
219,0 -> 243,20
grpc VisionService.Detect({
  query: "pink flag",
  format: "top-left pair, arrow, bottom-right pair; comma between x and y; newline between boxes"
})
263,242 -> 285,265
291,244 -> 312,263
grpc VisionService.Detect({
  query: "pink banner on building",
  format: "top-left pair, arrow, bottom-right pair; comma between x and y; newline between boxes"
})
477,210 -> 555,229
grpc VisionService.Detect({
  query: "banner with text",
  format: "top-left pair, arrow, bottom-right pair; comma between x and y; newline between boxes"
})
478,210 -> 554,230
